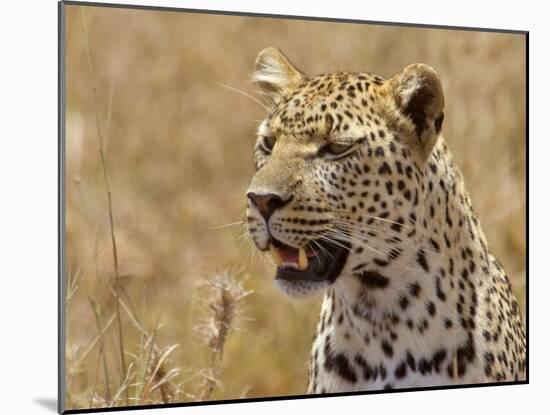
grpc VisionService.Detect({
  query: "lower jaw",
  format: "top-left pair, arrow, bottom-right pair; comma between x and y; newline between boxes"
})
274,276 -> 331,298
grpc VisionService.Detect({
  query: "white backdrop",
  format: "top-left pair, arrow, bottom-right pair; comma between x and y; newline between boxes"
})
0,0 -> 544,414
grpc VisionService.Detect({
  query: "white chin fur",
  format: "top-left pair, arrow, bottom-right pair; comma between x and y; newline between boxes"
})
274,278 -> 329,298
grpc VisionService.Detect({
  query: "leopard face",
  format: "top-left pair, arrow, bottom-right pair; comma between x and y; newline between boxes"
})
246,48 -> 444,297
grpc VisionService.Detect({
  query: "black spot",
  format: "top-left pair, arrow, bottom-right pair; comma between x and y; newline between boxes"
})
373,258 -> 390,267
450,333 -> 476,378
324,353 -> 358,384
409,282 -> 421,297
381,340 -> 394,358
405,165 -> 413,179
427,301 -> 436,316
395,361 -> 407,379
416,249 -> 429,272
430,238 -> 440,252
406,351 -> 416,372
358,271 -> 390,289
390,217 -> 405,232
436,278 -> 447,301
418,358 -> 433,375
378,162 -> 392,175
484,351 -> 495,364
444,233 -> 451,249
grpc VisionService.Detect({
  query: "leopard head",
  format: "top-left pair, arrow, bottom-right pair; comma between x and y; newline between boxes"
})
246,47 -> 444,297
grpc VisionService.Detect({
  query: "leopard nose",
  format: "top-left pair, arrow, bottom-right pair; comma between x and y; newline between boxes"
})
247,192 -> 291,221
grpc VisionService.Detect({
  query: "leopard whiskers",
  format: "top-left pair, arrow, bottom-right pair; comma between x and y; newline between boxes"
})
314,233 -> 353,253
309,239 -> 334,261
315,227 -> 385,261
331,219 -> 450,259
237,222 -> 256,266
239,211 -> 269,269
322,227 -> 418,274
260,252 -> 274,270
215,82 -> 272,111
330,230 -> 416,273
209,220 -> 245,230
322,227 -> 393,259
236,233 -> 248,242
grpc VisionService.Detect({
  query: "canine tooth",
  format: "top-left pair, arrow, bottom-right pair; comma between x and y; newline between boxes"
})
270,244 -> 283,266
298,247 -> 308,270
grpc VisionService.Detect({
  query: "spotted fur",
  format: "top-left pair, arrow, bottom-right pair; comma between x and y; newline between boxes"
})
245,47 -> 526,393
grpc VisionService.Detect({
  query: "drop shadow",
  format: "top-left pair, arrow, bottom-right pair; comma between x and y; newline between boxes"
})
34,398 -> 58,412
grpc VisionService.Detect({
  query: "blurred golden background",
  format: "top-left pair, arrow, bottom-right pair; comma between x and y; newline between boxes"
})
64,4 -> 526,410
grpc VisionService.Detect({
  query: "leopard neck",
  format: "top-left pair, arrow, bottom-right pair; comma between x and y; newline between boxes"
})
324,138 -> 490,351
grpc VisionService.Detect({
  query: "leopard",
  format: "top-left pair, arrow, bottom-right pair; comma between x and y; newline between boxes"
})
244,47 -> 526,393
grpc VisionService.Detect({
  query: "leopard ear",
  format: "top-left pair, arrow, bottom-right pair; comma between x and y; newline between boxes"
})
252,47 -> 305,102
389,64 -> 444,159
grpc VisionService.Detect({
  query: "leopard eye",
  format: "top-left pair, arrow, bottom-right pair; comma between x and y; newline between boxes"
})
327,143 -> 352,155
319,142 -> 356,159
260,136 -> 276,153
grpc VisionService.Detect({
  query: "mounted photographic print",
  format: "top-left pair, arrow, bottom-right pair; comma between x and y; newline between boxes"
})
59,1 -> 528,413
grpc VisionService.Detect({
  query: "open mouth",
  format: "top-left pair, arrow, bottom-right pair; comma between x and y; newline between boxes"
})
269,237 -> 350,283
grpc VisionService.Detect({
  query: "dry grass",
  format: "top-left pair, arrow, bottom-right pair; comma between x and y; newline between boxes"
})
64,4 -> 526,410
